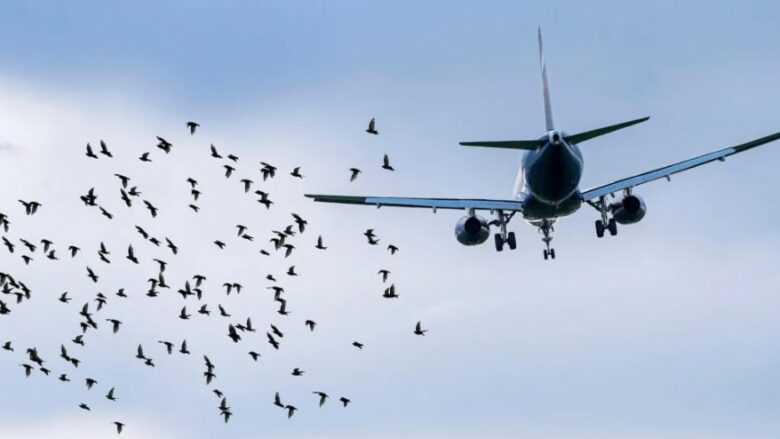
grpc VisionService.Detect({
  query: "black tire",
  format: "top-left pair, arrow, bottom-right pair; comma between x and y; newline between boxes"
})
595,220 -> 605,238
494,233 -> 504,252
543,249 -> 549,260
608,218 -> 618,236
550,248 -> 556,259
507,232 -> 517,250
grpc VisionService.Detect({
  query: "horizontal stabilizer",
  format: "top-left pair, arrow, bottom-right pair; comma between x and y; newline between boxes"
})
459,140 -> 544,150
566,116 -> 650,144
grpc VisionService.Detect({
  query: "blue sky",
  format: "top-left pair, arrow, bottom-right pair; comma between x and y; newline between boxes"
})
1,1 -> 780,438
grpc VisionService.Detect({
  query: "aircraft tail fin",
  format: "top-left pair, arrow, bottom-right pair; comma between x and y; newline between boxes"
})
539,27 -> 554,131
565,116 -> 650,144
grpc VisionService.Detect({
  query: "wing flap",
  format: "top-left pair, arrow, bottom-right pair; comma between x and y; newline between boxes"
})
305,194 -> 523,211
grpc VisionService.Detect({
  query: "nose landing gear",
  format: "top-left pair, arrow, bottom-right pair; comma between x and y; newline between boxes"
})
539,219 -> 556,260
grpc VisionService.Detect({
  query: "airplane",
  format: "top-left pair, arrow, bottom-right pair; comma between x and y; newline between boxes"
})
305,29 -> 780,260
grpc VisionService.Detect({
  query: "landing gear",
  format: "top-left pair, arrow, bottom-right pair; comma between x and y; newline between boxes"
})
494,233 -> 504,252
539,219 -> 555,261
492,210 -> 517,252
608,218 -> 618,236
593,195 -> 618,238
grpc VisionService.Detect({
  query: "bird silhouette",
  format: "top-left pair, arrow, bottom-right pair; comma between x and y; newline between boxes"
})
313,391 -> 329,407
382,154 -> 394,171
85,143 -> 98,159
156,136 -> 173,153
414,321 -> 428,335
99,140 -> 113,157
18,200 -> 42,215
285,405 -> 297,418
349,168 -> 362,182
366,117 -> 378,135
187,121 -> 200,134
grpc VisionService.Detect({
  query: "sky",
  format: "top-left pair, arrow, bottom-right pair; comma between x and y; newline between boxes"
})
1,1 -> 780,438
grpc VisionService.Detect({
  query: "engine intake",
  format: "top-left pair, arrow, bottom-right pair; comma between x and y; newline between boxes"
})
610,195 -> 646,225
455,215 -> 490,246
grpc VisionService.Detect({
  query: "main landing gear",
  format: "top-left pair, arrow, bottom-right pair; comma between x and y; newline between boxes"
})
539,219 -> 556,260
492,210 -> 517,252
592,195 -> 618,238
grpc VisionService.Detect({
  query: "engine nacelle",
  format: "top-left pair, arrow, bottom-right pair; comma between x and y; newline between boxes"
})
455,215 -> 490,246
610,195 -> 646,225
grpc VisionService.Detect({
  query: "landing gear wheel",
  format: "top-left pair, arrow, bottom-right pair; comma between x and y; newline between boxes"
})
550,248 -> 556,259
595,220 -> 605,238
543,249 -> 549,260
507,232 -> 516,250
608,218 -> 618,236
494,233 -> 504,252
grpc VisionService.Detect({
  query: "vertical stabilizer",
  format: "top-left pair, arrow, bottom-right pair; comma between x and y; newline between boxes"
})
538,27 -> 554,131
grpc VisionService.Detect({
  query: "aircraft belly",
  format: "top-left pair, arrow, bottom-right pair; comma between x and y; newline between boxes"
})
521,192 -> 582,220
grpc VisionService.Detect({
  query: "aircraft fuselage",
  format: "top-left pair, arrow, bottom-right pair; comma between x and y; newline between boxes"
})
515,131 -> 584,221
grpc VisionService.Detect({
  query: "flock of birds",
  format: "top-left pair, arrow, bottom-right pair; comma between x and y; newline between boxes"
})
0,117 -> 427,435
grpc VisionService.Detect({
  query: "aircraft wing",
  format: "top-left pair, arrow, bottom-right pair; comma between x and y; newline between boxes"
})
304,194 -> 523,212
581,131 -> 780,201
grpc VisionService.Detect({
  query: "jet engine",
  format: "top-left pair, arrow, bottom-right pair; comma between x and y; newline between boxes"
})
610,195 -> 646,225
455,215 -> 490,246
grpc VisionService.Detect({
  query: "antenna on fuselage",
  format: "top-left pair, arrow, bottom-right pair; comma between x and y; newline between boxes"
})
538,27 -> 554,132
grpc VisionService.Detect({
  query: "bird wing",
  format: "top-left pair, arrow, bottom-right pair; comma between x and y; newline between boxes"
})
305,194 -> 523,212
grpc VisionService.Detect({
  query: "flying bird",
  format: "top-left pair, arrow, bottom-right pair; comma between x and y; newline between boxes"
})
366,117 -> 378,135
18,200 -> 41,215
85,143 -> 98,159
156,136 -> 173,153
187,121 -> 200,134
349,168 -> 361,182
382,154 -> 394,171
313,391 -> 328,407
99,140 -> 113,157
